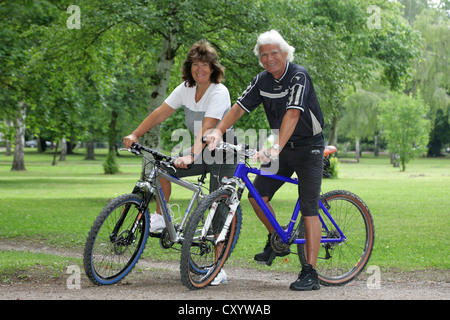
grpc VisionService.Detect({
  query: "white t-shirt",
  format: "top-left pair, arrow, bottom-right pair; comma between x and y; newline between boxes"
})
165,82 -> 231,136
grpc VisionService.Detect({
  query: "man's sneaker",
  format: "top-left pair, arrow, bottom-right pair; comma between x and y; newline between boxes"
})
150,213 -> 166,233
254,234 -> 290,264
289,264 -> 320,291
210,269 -> 227,286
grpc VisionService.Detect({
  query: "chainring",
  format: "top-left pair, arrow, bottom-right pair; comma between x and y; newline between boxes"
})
270,226 -> 291,254
159,228 -> 175,249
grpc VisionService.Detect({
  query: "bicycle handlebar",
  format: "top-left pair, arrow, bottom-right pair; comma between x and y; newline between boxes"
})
215,141 -> 337,159
121,143 -> 195,172
214,141 -> 336,178
121,142 -> 175,163
123,141 -> 336,177
215,141 -> 258,158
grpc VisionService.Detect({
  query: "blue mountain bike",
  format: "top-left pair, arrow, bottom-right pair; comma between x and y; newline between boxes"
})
180,142 -> 374,289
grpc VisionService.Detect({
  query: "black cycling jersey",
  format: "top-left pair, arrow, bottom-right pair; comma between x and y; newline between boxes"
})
237,62 -> 324,141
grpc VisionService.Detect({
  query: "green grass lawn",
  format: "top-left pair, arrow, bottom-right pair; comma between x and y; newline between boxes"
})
1,148 -> 449,280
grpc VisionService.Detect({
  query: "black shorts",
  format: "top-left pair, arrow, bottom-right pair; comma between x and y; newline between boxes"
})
248,143 -> 324,217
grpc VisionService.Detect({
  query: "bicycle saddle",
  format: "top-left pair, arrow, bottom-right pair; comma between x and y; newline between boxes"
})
324,146 -> 337,157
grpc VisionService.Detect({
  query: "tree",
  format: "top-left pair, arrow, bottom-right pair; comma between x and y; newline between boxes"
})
339,88 -> 381,161
34,0 -> 268,173
0,0 -> 59,170
1,0 -> 432,173
405,7 -> 450,156
84,0 -> 267,149
294,0 -> 421,146
428,109 -> 450,156
378,92 -> 431,171
29,2 -> 154,169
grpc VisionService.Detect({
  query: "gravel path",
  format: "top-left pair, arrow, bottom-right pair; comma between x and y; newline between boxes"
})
1,240 -> 448,301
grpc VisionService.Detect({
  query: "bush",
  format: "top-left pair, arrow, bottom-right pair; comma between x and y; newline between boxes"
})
103,151 -> 120,174
327,156 -> 339,178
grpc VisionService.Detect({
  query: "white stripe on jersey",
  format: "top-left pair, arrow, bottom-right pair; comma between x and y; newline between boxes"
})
238,74 -> 260,102
259,90 -> 289,99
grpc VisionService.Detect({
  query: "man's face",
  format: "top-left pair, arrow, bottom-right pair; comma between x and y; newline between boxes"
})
259,44 -> 288,79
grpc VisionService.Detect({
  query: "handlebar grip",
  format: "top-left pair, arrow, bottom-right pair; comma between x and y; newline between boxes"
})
129,142 -> 142,155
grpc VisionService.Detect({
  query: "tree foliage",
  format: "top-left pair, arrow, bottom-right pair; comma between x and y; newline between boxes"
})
378,92 -> 431,171
0,0 -> 447,173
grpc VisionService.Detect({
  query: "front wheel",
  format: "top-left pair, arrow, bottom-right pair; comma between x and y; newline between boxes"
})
297,190 -> 374,286
180,188 -> 242,290
83,194 -> 150,285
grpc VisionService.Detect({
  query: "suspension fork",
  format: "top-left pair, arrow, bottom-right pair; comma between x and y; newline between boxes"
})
214,181 -> 244,244
110,203 -> 132,243
109,178 -> 154,243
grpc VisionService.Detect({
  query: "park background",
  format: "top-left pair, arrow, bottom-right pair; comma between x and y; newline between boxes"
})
0,0 -> 449,284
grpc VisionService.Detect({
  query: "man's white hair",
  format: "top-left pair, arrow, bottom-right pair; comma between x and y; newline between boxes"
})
253,30 -> 295,62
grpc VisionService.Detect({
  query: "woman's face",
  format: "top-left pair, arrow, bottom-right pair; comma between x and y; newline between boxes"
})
191,60 -> 213,86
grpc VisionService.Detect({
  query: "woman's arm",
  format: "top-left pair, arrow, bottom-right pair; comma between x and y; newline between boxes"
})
122,102 -> 175,148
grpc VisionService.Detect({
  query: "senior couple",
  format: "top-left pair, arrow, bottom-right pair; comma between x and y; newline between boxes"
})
122,30 -> 325,291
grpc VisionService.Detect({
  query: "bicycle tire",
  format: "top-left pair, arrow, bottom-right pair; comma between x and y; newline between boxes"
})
180,188 -> 242,290
83,193 -> 149,286
297,190 -> 374,286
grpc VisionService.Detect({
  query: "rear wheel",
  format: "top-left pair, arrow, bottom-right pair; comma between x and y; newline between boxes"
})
297,190 -> 374,286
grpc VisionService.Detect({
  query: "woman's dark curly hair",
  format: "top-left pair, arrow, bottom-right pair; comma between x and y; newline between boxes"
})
182,40 -> 225,87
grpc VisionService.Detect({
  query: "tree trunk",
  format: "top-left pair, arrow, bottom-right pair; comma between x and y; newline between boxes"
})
103,109 -> 120,174
5,119 -> 12,156
141,32 -> 179,150
108,110 -> 118,154
52,140 -> 59,166
374,134 -> 379,156
355,137 -> 360,163
328,113 -> 339,147
5,140 -> 11,156
400,158 -> 406,171
11,102 -> 27,171
85,140 -> 95,160
59,138 -> 67,161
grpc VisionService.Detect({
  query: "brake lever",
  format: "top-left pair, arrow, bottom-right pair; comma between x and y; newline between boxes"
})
120,147 -> 141,155
165,163 -> 177,174
263,150 -> 279,162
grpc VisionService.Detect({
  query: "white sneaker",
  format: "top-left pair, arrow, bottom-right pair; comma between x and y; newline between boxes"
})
210,269 -> 227,286
150,213 -> 166,232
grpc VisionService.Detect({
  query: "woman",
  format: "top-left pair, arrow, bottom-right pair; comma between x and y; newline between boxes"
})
123,40 -> 236,285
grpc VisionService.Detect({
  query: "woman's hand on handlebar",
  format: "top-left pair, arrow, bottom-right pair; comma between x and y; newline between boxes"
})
174,155 -> 194,169
123,133 -> 138,149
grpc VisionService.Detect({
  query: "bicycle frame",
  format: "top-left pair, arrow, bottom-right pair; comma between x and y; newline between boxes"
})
180,143 -> 373,289
132,160 -> 206,244
232,162 -> 347,246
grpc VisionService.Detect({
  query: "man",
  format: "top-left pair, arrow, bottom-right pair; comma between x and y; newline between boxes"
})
207,30 -> 325,291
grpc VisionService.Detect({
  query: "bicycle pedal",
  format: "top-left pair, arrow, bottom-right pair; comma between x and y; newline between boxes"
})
265,251 -> 277,266
149,232 -> 162,238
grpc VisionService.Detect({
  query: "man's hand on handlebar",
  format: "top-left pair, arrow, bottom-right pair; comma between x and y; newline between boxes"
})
254,147 -> 279,164
203,129 -> 223,151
